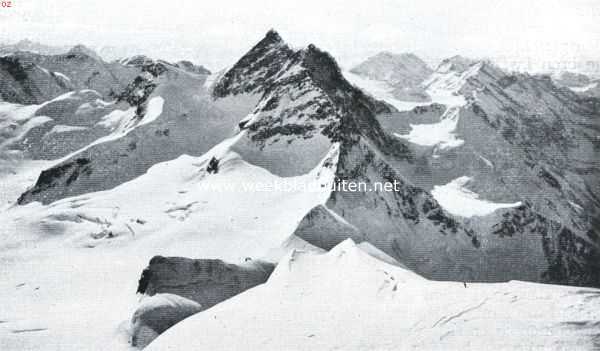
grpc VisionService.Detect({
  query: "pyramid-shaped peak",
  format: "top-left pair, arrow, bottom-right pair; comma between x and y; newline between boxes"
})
212,30 -> 293,97
247,29 -> 288,54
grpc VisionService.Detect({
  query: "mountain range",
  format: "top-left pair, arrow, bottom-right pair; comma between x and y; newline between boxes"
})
0,30 -> 599,350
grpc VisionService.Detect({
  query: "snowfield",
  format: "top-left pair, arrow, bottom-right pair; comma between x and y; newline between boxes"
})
0,135 -> 338,350
148,239 -> 600,351
432,176 -> 522,217
569,82 -> 598,93
395,106 -> 465,149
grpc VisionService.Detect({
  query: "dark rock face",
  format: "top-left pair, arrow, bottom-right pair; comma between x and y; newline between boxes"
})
293,139 -> 483,282
17,158 -> 92,205
116,75 -> 157,116
137,256 -> 274,309
0,55 -> 70,104
484,204 -> 600,286
213,29 -> 294,98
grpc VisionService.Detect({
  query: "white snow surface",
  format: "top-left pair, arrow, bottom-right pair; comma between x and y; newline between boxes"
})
395,106 -> 465,149
138,96 -> 164,126
52,71 -> 71,82
0,136 -> 339,350
431,176 -> 522,217
569,82 -> 598,93
46,124 -> 88,134
148,239 -> 600,351
93,96 -> 164,148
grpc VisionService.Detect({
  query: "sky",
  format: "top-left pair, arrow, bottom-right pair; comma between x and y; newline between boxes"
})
1,0 -> 599,74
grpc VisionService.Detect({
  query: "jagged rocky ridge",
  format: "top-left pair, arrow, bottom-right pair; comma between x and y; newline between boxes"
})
385,57 -> 600,285
214,32 -> 600,285
12,31 -> 600,286
209,31 -> 501,282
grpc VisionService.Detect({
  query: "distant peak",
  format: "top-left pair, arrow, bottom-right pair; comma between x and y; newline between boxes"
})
373,51 -> 415,59
68,44 -> 91,52
67,44 -> 101,60
443,55 -> 475,65
436,55 -> 478,73
17,39 -> 33,45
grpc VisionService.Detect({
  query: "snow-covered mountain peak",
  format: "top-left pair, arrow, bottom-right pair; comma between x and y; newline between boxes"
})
212,30 -> 293,97
210,31 -> 401,176
351,51 -> 432,79
268,238 -> 424,290
424,57 -> 507,100
347,51 -> 433,103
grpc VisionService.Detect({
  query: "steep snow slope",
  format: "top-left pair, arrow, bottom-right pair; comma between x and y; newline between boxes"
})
149,239 -> 600,351
0,135 -> 338,350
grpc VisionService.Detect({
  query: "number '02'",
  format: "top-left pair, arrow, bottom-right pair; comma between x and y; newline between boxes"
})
1,1 -> 12,8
